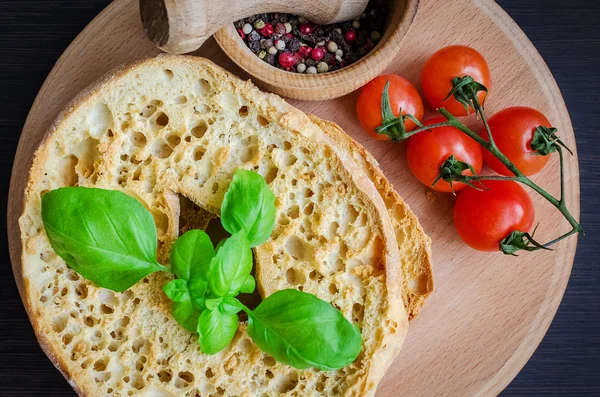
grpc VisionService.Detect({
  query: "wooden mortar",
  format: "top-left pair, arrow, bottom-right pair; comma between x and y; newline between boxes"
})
140,0 -> 368,54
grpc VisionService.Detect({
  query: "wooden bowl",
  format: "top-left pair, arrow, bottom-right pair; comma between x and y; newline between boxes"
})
213,0 -> 419,101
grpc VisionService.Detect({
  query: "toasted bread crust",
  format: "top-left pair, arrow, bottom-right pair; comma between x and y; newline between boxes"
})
18,55 -> 418,396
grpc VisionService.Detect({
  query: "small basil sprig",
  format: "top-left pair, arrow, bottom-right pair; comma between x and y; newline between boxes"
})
41,171 -> 363,370
41,187 -> 167,292
221,169 -> 276,247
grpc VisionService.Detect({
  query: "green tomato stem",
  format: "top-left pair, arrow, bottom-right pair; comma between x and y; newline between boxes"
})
436,107 -> 583,247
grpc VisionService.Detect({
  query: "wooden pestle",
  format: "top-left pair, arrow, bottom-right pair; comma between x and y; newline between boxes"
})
140,0 -> 368,54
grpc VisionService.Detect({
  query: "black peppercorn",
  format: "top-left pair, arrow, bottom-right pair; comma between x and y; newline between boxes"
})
248,41 -> 260,53
248,31 -> 260,42
265,54 -> 276,65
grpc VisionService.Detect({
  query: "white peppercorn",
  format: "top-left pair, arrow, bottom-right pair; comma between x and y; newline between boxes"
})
306,66 -> 317,74
268,46 -> 278,55
242,23 -> 253,35
316,62 -> 329,73
275,40 -> 286,50
327,41 -> 338,53
296,63 -> 307,73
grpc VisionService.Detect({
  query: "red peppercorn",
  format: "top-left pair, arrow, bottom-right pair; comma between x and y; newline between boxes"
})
237,28 -> 245,40
299,24 -> 313,35
275,23 -> 287,35
259,24 -> 274,37
311,47 -> 325,61
344,30 -> 357,44
285,33 -> 293,39
279,52 -> 296,69
298,46 -> 312,58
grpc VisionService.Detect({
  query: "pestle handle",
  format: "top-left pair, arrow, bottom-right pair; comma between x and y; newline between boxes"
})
140,0 -> 368,54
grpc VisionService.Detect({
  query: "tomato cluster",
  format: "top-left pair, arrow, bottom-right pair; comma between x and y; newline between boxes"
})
356,45 -> 555,252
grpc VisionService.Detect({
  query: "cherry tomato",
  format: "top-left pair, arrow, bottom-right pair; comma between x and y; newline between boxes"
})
356,74 -> 424,140
454,180 -> 534,251
479,106 -> 552,176
421,45 -> 492,116
407,117 -> 482,192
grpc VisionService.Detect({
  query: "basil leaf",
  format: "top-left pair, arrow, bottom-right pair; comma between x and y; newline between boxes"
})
220,297 -> 243,315
205,297 -> 222,311
239,274 -> 256,294
163,279 -> 190,302
208,231 -> 252,297
197,308 -> 238,355
171,301 -> 201,333
189,277 -> 208,308
221,169 -> 276,247
170,230 -> 214,280
246,289 -> 362,370
41,187 -> 165,292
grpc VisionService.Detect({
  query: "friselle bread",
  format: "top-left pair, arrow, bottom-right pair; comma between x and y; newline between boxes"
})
305,116 -> 433,319
18,55 -> 421,396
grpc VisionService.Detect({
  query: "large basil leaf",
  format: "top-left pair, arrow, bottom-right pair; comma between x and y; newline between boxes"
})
220,169 -> 276,247
172,301 -> 201,332
170,230 -> 214,280
197,308 -> 238,355
246,289 -> 362,370
41,187 -> 166,292
208,231 -> 253,297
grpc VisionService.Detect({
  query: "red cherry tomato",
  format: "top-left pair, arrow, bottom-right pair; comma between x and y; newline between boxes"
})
356,75 -> 424,140
407,117 -> 483,192
454,180 -> 535,251
479,106 -> 552,176
421,45 -> 492,116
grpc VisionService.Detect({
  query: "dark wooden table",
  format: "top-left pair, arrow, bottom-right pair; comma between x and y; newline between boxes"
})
1,1 -> 598,395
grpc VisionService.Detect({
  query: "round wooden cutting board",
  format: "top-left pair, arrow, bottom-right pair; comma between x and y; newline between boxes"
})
8,0 -> 580,395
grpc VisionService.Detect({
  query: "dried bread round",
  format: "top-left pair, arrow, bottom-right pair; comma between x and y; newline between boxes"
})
18,55 -> 411,396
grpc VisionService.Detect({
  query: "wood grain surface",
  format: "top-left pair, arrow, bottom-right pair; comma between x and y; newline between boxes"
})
1,0 -> 598,396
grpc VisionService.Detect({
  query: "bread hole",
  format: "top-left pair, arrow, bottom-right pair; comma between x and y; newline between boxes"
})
197,78 -> 212,96
40,250 -> 55,262
132,168 -> 142,181
161,68 -> 174,81
239,338 -> 253,353
154,141 -> 173,159
291,179 -> 297,187
285,268 -> 306,285
118,316 -> 130,327
265,165 -> 278,184
132,338 -> 149,354
277,215 -> 290,226
84,316 -> 98,327
309,270 -> 323,281
211,181 -> 219,194
239,106 -> 249,116
141,104 -> 157,118
329,283 -> 339,294
75,282 -> 88,298
108,340 -> 120,352
158,369 -> 172,382
283,141 -> 292,150
352,303 -> 364,323
333,259 -> 344,273
133,297 -> 141,305
155,112 -> 169,127
300,147 -> 309,155
93,359 -> 107,372
167,134 -> 181,148
257,115 -> 270,127
287,205 -> 300,219
409,274 -> 431,295
81,358 -> 93,369
357,212 -> 368,227
193,146 -> 206,161
132,375 -> 145,390
265,370 -> 274,379
175,95 -> 187,105
215,386 -> 225,396
328,222 -> 340,238
240,143 -> 259,163
59,155 -> 79,186
151,210 -> 169,237
135,356 -> 145,372
107,129 -> 115,138
283,154 -> 297,166
205,368 -> 214,379
275,372 -> 299,393
285,236 -> 314,262
303,202 -> 314,216
262,355 -> 276,367
191,121 -> 208,138
316,382 -> 325,392
62,333 -> 73,346
76,137 -> 101,179
347,205 -> 359,224
107,388 -> 113,394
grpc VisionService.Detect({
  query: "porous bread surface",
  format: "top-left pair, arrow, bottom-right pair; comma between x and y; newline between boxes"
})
305,116 -> 433,320
19,55 -> 409,397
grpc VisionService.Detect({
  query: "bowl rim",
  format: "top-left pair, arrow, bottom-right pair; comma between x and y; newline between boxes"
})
213,0 -> 419,91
